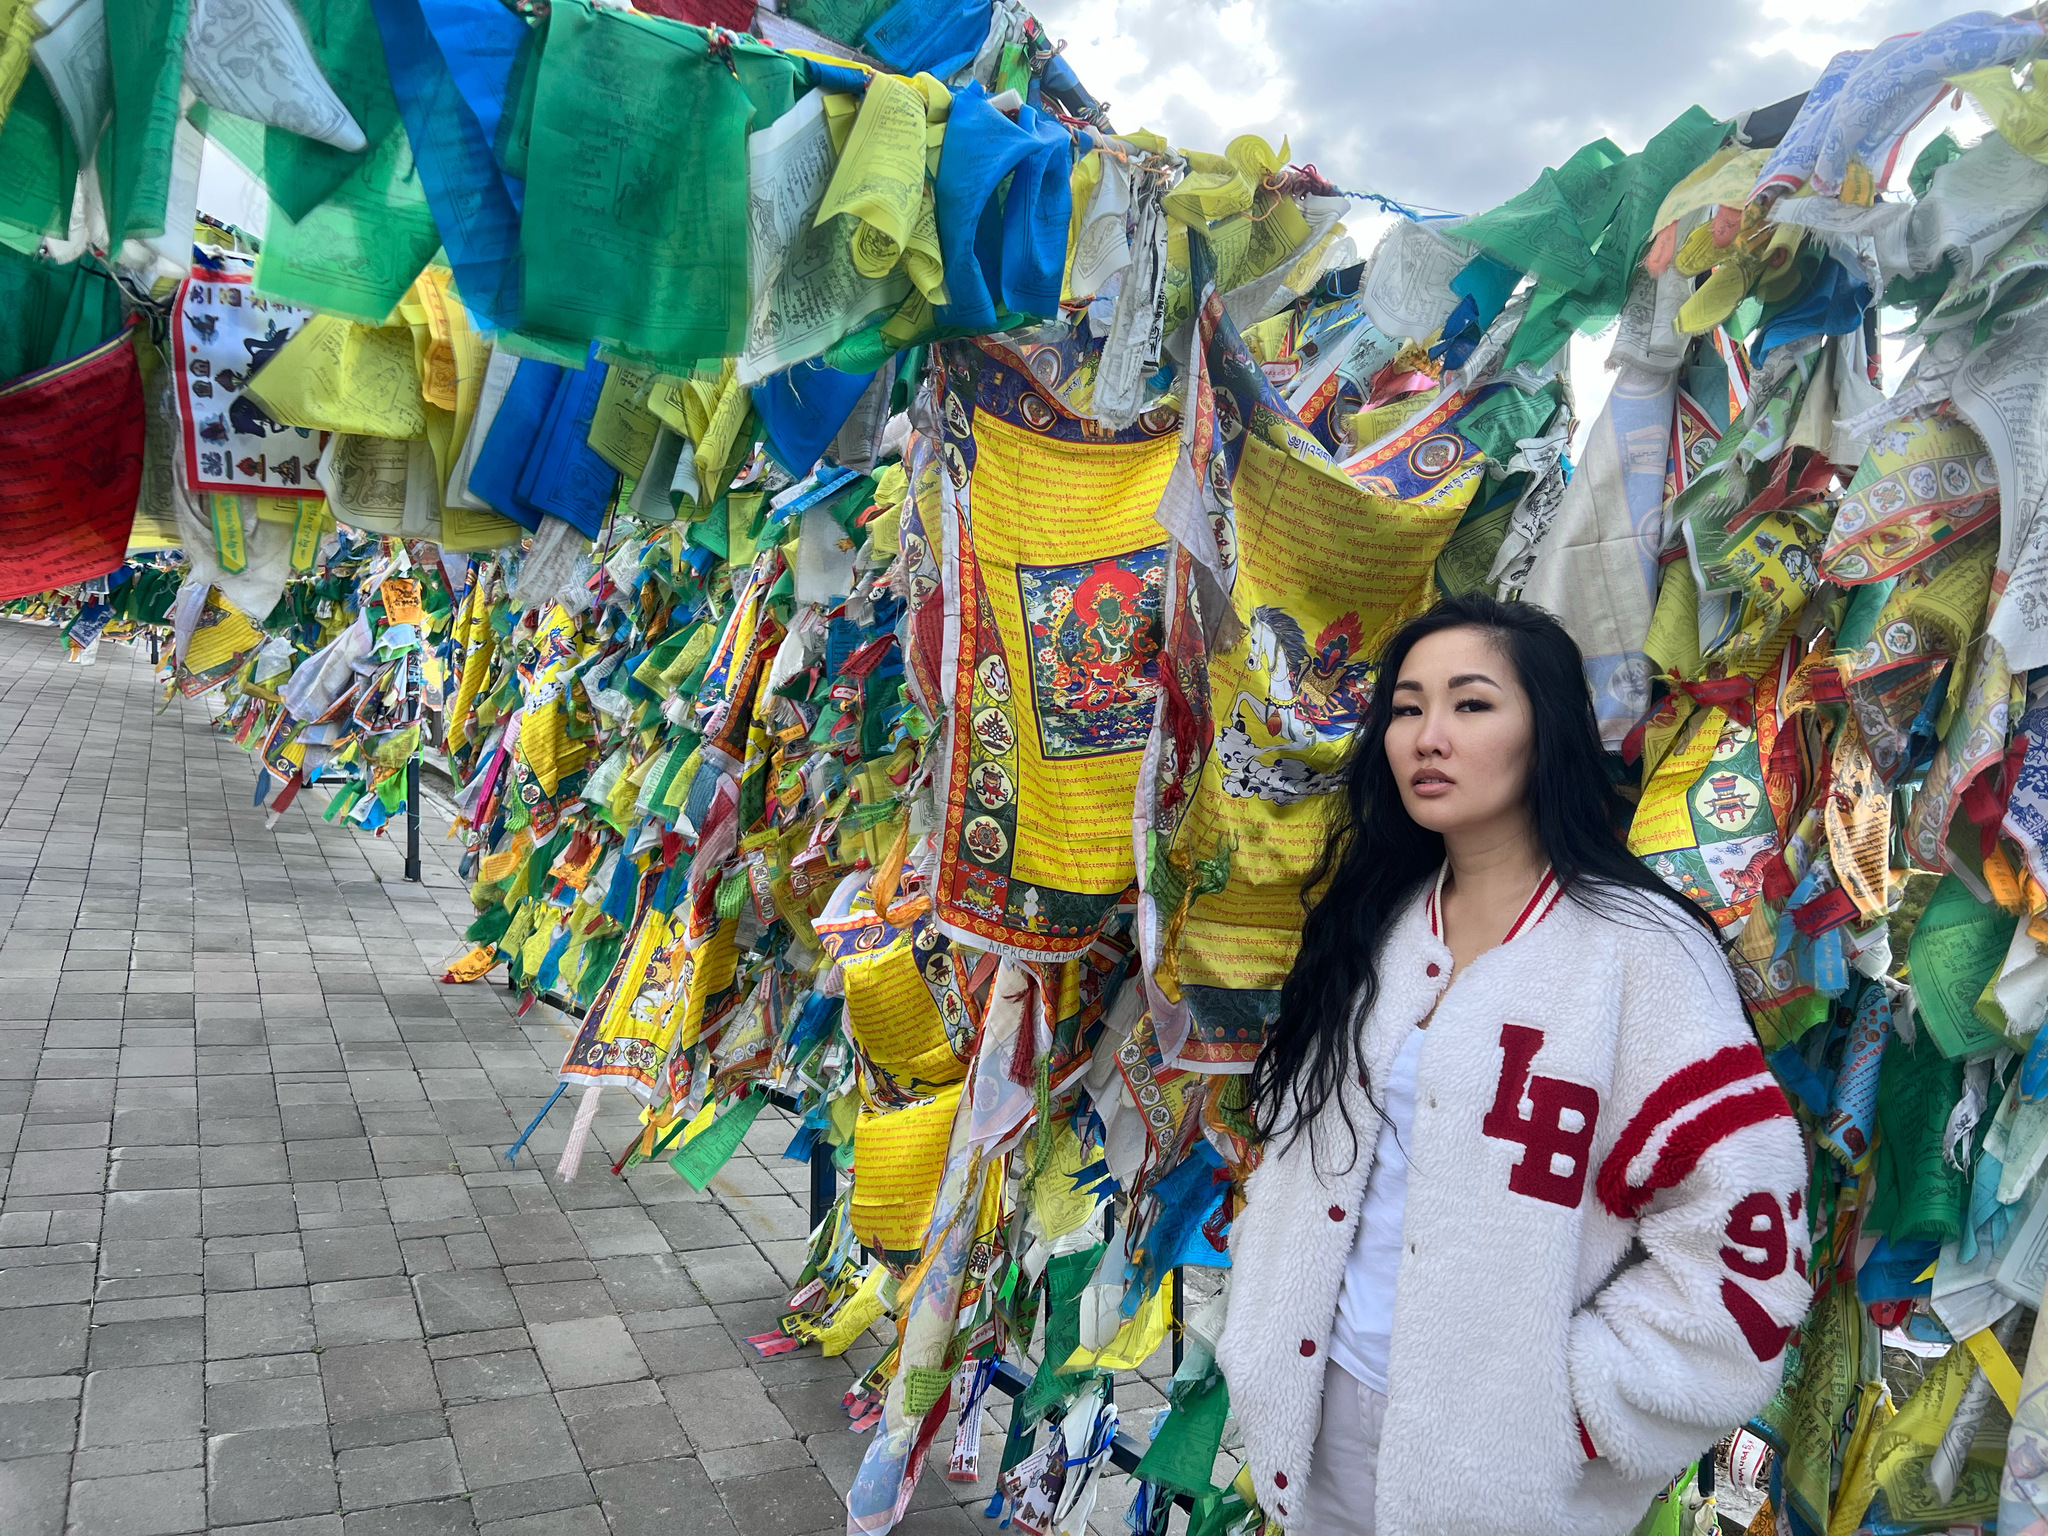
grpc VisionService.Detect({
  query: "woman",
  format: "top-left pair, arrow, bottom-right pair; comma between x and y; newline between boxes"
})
1216,596 -> 1810,1535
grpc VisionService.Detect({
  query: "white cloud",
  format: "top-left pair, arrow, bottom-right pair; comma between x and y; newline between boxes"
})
1031,0 -> 1974,215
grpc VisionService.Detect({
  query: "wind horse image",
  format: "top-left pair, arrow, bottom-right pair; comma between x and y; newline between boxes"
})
1220,604 -> 1376,802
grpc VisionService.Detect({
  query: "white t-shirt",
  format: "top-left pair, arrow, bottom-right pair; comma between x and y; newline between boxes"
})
1328,1024 -> 1424,1395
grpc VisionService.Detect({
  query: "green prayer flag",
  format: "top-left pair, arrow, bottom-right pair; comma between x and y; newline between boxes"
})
1868,1029 -> 1966,1248
519,829 -> 571,898
494,17 -> 544,182
264,0 -> 402,222
1453,380 -> 1564,465
824,323 -> 900,378
1185,1484 -> 1254,1536
1018,1244 -> 1105,1420
1628,1465 -> 1696,1536
572,930 -> 623,1008
254,123 -> 440,322
1772,1280 -> 1859,1532
778,0 -> 894,47
520,0 -> 799,367
102,0 -> 190,241
464,904 -> 515,945
1909,131 -> 1967,198
1459,136 -> 1634,297
0,70 -> 78,256
993,1399 -> 1038,1481
1457,107 -> 1730,371
1909,874 -> 2017,1059
1133,1368 -> 1231,1498
819,474 -> 876,535
191,100 -> 265,181
688,504 -> 731,561
1434,492 -> 1516,601
668,1088 -> 769,1190
0,245 -> 128,384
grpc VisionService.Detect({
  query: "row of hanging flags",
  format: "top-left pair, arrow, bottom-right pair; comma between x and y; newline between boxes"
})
22,0 -> 2048,1528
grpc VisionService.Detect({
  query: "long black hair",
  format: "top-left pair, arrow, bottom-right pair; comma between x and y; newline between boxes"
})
1247,594 -> 1720,1161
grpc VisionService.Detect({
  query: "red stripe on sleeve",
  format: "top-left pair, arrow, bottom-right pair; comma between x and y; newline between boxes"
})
1606,1085 -> 1794,1220
1595,1044 -> 1771,1218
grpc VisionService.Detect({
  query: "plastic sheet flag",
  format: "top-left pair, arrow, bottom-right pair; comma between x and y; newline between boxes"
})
1061,1272 -> 1173,1374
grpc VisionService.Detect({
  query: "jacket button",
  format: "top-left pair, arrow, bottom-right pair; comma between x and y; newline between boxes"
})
1274,1472 -> 1288,1489
1300,1339 -> 1316,1356
1426,962 -> 1441,977
1328,1205 -> 1344,1221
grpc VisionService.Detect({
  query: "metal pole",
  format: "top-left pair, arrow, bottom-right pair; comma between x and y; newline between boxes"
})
403,652 -> 422,883
808,1140 -> 836,1232
1170,1264 -> 1184,1373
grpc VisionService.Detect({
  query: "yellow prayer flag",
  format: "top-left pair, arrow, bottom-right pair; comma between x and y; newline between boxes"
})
243,315 -> 427,439
442,945 -> 500,983
1062,1273 -> 1174,1375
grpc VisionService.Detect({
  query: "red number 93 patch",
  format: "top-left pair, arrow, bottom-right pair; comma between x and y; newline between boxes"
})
1719,1189 -> 1806,1361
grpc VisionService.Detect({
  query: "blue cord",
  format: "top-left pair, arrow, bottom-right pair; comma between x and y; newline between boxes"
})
504,1081 -> 569,1165
1331,187 -> 1466,223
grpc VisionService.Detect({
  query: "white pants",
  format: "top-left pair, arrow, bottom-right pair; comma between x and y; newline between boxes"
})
1296,1362 -> 1387,1535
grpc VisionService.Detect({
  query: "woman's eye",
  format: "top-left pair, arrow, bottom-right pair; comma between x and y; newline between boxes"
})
1391,704 -> 1421,717
1454,698 -> 1492,712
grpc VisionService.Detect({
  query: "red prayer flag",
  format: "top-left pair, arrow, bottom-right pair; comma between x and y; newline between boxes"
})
631,0 -> 756,26
0,326 -> 144,602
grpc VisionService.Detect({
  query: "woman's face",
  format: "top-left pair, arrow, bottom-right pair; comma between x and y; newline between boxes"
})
1383,626 -> 1536,838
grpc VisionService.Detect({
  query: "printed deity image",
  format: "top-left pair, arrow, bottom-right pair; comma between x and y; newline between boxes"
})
1821,410 -> 1999,584
560,902 -> 684,1099
1140,245 -> 1483,1070
1017,548 -> 1166,759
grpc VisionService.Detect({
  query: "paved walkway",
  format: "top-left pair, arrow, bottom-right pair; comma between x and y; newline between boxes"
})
0,621 -> 1036,1536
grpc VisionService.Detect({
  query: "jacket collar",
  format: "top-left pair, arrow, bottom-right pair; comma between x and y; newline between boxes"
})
1357,864 -> 1564,1086
1319,867 -> 1572,1158
1424,863 -> 1564,948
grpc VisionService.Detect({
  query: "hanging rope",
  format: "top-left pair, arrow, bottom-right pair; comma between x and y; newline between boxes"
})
1311,169 -> 1468,223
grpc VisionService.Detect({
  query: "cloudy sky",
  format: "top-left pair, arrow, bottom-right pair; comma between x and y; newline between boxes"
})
1028,0 -> 1981,216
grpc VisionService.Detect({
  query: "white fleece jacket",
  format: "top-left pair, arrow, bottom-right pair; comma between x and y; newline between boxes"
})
1216,874 -> 1811,1534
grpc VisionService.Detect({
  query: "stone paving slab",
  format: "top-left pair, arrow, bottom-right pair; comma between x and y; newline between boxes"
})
0,621 -> 1186,1536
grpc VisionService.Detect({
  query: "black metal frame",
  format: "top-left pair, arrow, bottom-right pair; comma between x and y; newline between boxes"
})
983,1357 -> 1192,1499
